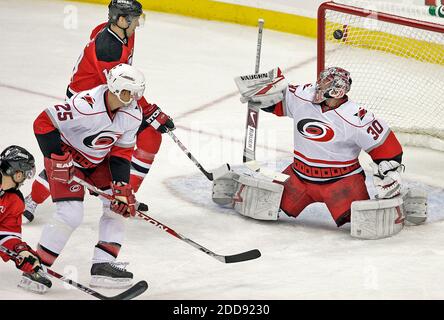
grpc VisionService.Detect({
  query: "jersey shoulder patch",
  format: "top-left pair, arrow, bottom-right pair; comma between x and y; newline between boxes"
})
334,101 -> 375,127
288,83 -> 316,102
72,86 -> 107,114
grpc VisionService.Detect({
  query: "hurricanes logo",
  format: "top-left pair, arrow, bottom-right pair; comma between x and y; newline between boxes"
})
297,119 -> 335,142
70,185 -> 81,193
354,107 -> 368,121
0,206 -> 4,213
83,131 -> 121,150
81,94 -> 95,109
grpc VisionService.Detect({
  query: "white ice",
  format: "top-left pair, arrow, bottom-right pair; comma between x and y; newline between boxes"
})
1,0 -> 444,300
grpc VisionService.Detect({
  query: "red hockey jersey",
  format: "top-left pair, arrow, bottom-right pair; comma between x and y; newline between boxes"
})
68,22 -> 135,95
0,186 -> 25,262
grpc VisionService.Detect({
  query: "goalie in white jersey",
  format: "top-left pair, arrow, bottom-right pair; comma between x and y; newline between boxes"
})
29,64 -> 144,291
213,67 -> 427,239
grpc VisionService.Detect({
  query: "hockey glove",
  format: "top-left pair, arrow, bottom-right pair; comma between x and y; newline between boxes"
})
136,200 -> 149,212
234,67 -> 288,109
44,152 -> 74,184
144,105 -> 175,134
14,242 -> 42,274
111,182 -> 136,218
371,160 -> 404,199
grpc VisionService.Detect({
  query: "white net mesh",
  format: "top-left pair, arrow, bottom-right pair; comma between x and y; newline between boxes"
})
321,3 -> 444,149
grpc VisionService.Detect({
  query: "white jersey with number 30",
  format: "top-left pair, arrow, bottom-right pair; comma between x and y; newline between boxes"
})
277,84 -> 401,182
44,84 -> 142,167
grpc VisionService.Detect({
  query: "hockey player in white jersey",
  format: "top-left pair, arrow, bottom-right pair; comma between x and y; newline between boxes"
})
213,67 -> 427,239
29,64 -> 144,290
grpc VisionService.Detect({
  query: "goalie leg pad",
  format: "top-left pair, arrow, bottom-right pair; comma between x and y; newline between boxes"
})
402,187 -> 427,225
232,174 -> 284,221
351,196 -> 405,240
212,172 -> 240,206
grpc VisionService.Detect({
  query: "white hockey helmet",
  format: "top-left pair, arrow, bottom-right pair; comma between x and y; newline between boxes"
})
105,63 -> 146,105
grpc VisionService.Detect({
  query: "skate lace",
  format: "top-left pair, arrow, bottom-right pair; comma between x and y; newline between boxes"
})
109,262 -> 129,272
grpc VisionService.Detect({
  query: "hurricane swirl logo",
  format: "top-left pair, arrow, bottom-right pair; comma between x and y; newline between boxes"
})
297,119 -> 335,142
83,131 -> 121,150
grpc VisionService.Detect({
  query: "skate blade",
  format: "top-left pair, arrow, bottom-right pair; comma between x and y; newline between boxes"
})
18,276 -> 49,294
90,276 -> 133,289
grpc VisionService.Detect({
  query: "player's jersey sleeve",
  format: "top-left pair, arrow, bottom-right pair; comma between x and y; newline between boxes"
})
273,83 -> 315,118
354,112 -> 403,162
109,107 -> 142,183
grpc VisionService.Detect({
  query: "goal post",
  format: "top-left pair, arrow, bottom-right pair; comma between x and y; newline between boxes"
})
318,1 -> 444,150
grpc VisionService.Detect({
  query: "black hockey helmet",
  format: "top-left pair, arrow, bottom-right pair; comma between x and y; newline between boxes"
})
108,0 -> 143,24
0,145 -> 36,180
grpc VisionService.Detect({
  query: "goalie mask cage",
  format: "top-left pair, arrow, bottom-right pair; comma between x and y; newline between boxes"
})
318,1 -> 444,150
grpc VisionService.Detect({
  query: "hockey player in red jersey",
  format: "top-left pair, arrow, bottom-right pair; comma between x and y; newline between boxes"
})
26,64 -> 145,291
213,67 -> 426,238
0,145 -> 52,293
23,0 -> 175,223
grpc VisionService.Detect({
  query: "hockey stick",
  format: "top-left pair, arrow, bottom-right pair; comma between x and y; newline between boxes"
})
243,18 -> 264,163
72,176 -> 261,264
0,245 -> 148,300
168,130 -> 230,181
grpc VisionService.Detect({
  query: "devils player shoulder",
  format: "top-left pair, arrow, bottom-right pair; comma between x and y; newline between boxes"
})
335,100 -> 375,127
95,27 -> 124,63
0,188 -> 25,214
4,188 -> 24,202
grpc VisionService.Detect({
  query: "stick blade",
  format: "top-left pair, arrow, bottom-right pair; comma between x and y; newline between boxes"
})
224,249 -> 261,263
105,280 -> 149,300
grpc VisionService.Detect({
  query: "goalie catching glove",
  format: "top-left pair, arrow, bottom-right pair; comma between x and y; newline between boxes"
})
234,67 -> 288,109
371,160 -> 404,199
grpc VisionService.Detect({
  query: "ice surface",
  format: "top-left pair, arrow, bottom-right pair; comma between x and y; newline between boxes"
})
0,0 -> 443,300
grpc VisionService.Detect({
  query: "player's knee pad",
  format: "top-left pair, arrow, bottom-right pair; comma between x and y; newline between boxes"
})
54,201 -> 85,229
212,171 -> 240,206
402,187 -> 427,225
38,201 -> 83,259
39,215 -> 77,257
351,196 -> 405,239
232,174 -> 284,221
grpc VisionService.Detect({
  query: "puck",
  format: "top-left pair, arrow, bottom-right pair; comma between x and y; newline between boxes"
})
333,29 -> 343,40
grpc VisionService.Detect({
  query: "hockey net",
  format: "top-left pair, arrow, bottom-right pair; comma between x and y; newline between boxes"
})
318,1 -> 444,150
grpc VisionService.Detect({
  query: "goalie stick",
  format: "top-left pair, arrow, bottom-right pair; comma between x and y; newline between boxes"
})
0,245 -> 148,300
243,18 -> 264,163
72,176 -> 261,264
168,131 -> 230,181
